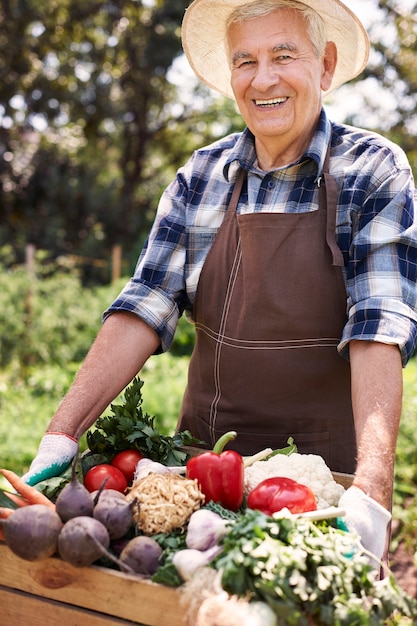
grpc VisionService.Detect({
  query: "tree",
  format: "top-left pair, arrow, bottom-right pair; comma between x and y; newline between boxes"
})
327,0 -> 417,175
0,0 -> 195,278
2,0 -> 416,282
371,0 -> 417,171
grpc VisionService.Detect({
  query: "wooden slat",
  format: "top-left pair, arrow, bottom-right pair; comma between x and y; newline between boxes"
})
0,543 -> 186,626
332,472 -> 354,490
0,586 -> 144,626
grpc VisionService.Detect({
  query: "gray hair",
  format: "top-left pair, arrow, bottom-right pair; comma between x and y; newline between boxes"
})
226,0 -> 328,59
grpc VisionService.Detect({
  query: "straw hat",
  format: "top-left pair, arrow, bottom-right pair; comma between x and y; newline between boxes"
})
182,0 -> 370,99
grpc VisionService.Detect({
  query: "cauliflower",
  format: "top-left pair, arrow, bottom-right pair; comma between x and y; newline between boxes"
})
244,453 -> 345,509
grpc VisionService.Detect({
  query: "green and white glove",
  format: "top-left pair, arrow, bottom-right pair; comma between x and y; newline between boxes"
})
22,432 -> 79,486
339,485 -> 391,568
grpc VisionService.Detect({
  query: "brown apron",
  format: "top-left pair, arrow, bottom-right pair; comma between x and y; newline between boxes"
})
178,152 -> 356,473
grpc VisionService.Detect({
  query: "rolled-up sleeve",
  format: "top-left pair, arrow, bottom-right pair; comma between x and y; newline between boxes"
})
103,175 -> 190,353
338,146 -> 417,365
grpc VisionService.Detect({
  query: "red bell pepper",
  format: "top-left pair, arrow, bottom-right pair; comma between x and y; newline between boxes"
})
247,476 -> 317,515
186,431 -> 244,511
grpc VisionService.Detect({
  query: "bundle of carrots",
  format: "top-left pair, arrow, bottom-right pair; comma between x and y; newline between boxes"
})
0,468 -> 55,540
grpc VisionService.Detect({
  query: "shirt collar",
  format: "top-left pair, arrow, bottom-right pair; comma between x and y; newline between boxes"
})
224,108 -> 332,183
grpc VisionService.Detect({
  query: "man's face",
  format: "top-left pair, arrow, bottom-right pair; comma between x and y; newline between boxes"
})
228,8 -> 336,168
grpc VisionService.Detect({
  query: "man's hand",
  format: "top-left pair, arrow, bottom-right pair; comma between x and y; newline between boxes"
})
339,485 -> 391,568
22,432 -> 79,486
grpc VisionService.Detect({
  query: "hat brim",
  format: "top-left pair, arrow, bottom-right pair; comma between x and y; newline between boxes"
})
182,0 -> 370,99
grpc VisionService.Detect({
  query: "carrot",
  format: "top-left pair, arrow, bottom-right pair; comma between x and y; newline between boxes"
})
0,507 -> 13,542
0,469 -> 55,509
3,491 -> 30,508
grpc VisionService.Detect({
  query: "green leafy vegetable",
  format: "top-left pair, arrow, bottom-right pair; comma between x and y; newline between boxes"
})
34,459 -> 85,502
0,490 -> 20,509
80,453 -> 111,475
202,500 -> 241,521
212,509 -> 416,625
151,528 -> 188,587
265,436 -> 298,460
86,376 -> 204,466
244,437 -> 298,468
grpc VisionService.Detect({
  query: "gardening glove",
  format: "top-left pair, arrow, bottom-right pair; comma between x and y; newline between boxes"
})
22,432 -> 79,486
339,485 -> 391,569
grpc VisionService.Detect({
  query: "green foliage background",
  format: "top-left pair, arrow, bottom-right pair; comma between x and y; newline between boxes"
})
0,257 -> 194,471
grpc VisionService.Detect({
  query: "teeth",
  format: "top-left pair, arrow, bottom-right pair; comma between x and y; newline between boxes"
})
255,97 -> 287,107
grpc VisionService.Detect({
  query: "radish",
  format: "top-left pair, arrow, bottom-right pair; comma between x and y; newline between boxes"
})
0,504 -> 62,561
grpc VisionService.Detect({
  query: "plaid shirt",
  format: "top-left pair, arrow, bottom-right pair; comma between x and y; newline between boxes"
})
105,109 -> 417,364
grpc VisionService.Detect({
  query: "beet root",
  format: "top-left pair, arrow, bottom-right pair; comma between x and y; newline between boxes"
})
1,504 -> 63,561
56,478 -> 94,522
56,455 -> 94,522
92,488 -> 126,506
119,536 -> 163,576
93,495 -> 135,540
58,516 -> 110,567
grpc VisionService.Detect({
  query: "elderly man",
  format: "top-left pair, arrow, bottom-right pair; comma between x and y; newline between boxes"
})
24,0 -> 417,568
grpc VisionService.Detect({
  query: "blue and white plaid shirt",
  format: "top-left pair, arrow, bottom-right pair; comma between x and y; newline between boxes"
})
105,109 -> 417,364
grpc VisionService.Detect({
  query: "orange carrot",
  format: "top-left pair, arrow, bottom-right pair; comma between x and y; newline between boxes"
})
0,469 -> 55,509
0,507 -> 13,541
0,507 -> 14,519
3,491 -> 29,508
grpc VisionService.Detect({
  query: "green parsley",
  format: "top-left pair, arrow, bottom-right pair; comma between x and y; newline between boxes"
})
86,376 -> 204,466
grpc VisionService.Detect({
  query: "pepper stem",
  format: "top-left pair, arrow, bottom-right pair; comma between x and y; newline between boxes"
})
213,431 -> 237,454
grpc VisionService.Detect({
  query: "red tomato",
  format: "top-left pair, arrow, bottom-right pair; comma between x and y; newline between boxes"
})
247,476 -> 317,515
111,449 -> 143,483
84,464 -> 128,493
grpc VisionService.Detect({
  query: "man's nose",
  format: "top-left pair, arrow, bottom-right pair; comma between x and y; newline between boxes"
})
251,62 -> 280,91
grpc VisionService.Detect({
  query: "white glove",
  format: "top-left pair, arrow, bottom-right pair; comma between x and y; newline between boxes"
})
22,433 -> 79,486
339,485 -> 391,568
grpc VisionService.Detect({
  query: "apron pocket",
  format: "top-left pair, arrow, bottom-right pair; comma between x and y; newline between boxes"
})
193,413 -> 330,458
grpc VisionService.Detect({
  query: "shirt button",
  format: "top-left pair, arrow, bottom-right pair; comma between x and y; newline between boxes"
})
267,179 -> 275,189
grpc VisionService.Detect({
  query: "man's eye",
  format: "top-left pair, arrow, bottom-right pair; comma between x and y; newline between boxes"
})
237,59 -> 255,68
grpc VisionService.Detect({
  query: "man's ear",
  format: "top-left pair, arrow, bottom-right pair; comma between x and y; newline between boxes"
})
321,41 -> 337,91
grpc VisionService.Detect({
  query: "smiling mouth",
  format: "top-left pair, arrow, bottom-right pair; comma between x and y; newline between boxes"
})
254,97 -> 287,107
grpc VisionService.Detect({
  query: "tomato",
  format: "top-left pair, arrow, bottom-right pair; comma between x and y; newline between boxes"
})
84,464 -> 128,493
247,476 -> 317,515
111,449 -> 143,483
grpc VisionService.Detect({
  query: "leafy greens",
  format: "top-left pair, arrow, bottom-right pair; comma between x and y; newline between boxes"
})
86,376 -> 204,466
212,509 -> 416,625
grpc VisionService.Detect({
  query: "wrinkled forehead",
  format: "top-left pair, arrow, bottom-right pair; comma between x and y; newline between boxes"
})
226,7 -> 322,60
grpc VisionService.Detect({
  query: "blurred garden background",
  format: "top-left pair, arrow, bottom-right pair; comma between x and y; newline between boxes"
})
0,0 -> 416,594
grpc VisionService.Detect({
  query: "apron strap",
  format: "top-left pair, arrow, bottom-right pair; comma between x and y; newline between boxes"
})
232,157 -> 343,267
228,168 -> 246,213
322,146 -> 345,267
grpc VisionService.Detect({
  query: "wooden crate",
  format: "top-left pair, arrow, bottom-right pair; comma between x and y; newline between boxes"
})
331,471 -> 353,490
0,542 -> 186,626
0,472 -> 353,626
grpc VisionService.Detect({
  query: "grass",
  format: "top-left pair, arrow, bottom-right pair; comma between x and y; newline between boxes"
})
392,359 -> 417,553
0,352 -> 189,484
